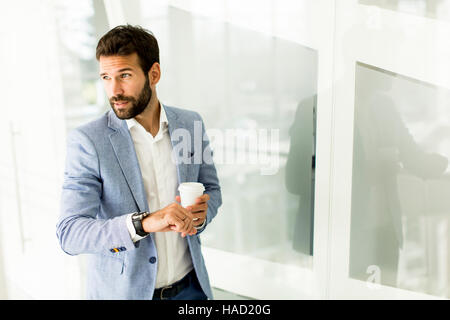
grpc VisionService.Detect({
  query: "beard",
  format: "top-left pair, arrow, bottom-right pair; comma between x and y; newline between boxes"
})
109,76 -> 152,120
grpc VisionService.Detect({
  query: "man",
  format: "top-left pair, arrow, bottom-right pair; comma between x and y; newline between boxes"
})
56,25 -> 222,300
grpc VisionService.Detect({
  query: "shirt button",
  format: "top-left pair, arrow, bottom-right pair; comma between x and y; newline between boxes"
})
149,256 -> 157,264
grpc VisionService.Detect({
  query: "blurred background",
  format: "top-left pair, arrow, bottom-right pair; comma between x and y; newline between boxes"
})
0,0 -> 449,299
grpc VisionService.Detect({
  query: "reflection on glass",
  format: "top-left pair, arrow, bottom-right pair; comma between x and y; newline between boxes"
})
52,0 -> 109,297
359,0 -> 450,22
0,0 -> 111,299
132,5 -> 319,267
53,0 -> 109,132
285,95 -> 317,256
350,62 -> 450,297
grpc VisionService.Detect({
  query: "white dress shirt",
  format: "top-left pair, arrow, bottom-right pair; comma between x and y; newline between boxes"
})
125,105 -> 193,288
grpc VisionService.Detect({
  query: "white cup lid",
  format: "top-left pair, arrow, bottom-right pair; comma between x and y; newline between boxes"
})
178,182 -> 205,192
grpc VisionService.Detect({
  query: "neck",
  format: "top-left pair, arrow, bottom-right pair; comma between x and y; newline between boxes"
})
135,96 -> 160,136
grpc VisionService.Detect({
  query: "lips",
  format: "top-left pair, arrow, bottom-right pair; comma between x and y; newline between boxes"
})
114,101 -> 129,108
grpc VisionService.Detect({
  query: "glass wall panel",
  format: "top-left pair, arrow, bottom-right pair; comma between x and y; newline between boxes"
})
0,0 -> 108,299
51,0 -> 110,298
126,4 -> 318,269
53,0 -> 110,132
350,62 -> 450,297
359,0 -> 450,22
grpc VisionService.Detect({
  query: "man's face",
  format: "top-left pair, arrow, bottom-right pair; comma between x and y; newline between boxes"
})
99,53 -> 152,119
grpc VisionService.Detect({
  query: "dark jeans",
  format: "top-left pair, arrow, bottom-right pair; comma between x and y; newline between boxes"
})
153,270 -> 208,300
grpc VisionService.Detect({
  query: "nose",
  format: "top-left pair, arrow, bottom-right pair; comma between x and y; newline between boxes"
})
111,79 -> 124,97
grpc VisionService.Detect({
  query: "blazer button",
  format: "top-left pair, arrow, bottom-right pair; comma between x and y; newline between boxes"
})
149,256 -> 157,264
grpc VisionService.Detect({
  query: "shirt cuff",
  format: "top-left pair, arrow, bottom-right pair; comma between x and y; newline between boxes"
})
126,213 -> 148,243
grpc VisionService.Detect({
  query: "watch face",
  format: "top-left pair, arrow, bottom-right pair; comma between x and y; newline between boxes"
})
132,213 -> 141,221
132,212 -> 147,221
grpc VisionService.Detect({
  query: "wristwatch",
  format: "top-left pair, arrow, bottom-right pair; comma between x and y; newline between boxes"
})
131,212 -> 150,237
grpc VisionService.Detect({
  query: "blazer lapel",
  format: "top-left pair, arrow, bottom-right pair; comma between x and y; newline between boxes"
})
164,105 -> 189,184
107,111 -> 148,212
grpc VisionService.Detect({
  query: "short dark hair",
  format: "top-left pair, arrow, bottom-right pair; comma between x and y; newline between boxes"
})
96,24 -> 159,74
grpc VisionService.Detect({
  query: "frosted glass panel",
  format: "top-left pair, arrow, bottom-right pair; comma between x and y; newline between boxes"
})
359,0 -> 450,21
128,5 -> 319,266
53,0 -> 110,132
350,62 -> 450,297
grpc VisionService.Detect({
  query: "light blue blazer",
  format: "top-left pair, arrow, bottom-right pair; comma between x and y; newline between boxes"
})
56,104 -> 222,300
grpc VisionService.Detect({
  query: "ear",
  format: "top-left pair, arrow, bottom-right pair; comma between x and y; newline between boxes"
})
148,62 -> 161,86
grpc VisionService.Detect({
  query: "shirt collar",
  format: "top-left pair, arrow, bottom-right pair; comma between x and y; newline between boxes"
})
126,103 -> 168,130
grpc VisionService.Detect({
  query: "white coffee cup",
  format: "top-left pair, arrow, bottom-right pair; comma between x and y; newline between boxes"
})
178,182 -> 205,209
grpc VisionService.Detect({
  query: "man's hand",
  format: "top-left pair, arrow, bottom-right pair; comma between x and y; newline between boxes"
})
142,202 -> 197,237
176,193 -> 210,237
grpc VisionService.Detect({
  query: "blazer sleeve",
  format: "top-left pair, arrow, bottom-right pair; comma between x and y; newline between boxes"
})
194,113 -> 222,235
56,128 -> 135,256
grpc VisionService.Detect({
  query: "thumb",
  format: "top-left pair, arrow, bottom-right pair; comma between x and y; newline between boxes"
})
175,195 -> 181,203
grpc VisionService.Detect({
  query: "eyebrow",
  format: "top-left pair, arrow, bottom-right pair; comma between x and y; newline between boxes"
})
100,67 -> 135,77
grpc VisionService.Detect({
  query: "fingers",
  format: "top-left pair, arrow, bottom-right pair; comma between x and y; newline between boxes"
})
171,203 -> 195,220
186,200 -> 207,227
187,203 -> 207,214
169,207 -> 196,236
176,219 -> 197,238
181,217 -> 197,238
177,215 -> 194,232
166,199 -> 202,236
168,218 -> 196,236
195,193 -> 210,204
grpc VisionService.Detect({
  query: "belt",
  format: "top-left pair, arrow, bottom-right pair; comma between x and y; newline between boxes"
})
154,270 -> 193,300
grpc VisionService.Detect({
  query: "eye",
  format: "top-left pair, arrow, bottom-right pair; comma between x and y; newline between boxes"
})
121,73 -> 131,78
101,75 -> 110,80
